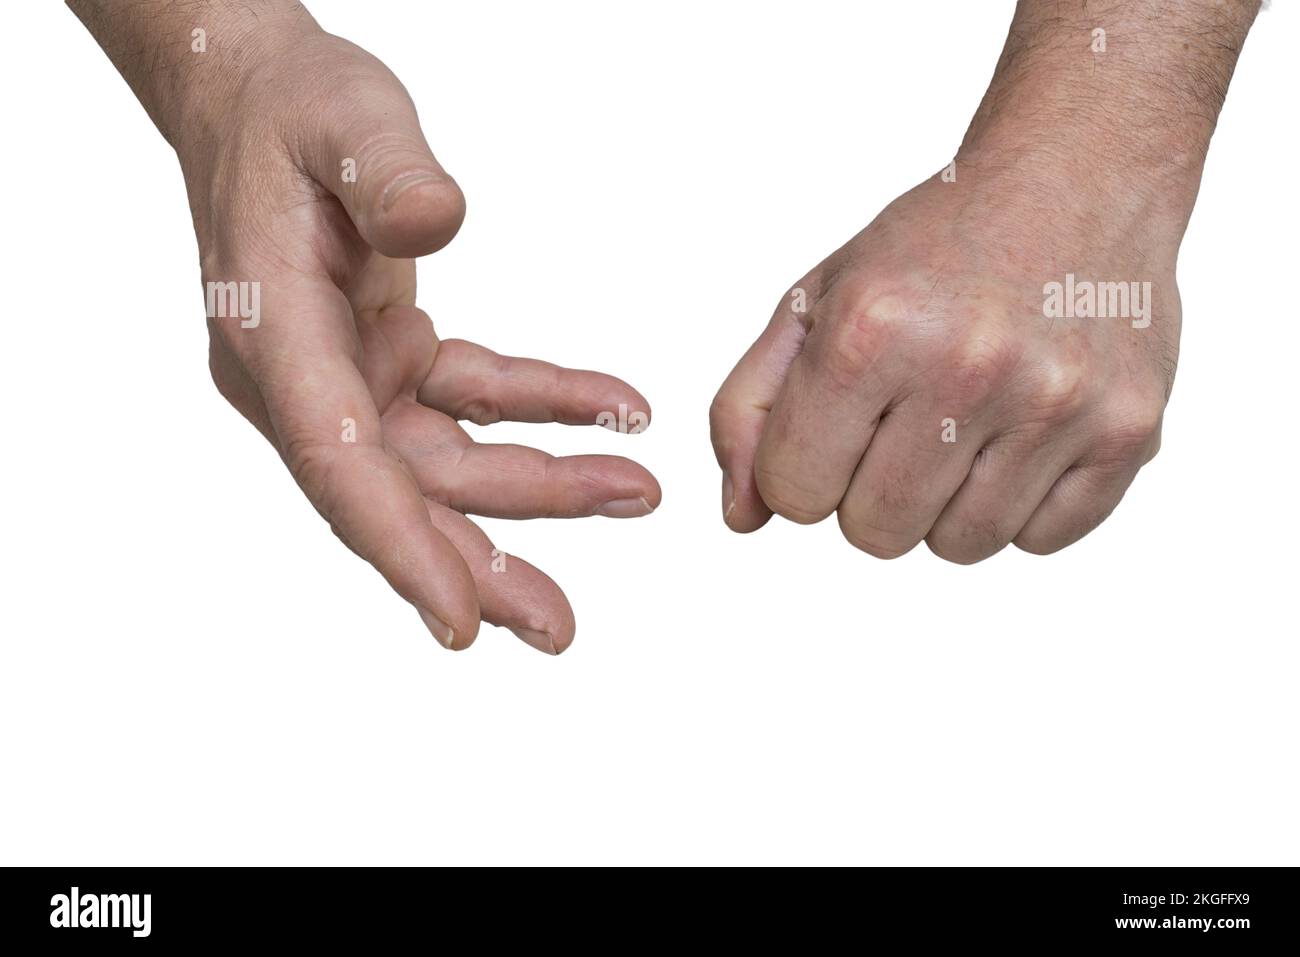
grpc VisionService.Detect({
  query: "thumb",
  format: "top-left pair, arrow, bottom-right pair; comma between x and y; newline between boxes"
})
301,65 -> 465,259
709,279 -> 816,532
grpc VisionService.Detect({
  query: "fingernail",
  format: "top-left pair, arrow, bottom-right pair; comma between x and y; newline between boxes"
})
722,472 -> 735,521
595,496 -> 653,518
418,607 -> 456,650
510,627 -> 558,655
382,172 -> 443,212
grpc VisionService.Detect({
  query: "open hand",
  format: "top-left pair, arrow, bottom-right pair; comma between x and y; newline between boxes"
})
193,26 -> 658,652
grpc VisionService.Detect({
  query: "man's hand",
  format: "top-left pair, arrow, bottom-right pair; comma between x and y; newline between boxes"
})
72,2 -> 659,652
711,0 -> 1259,563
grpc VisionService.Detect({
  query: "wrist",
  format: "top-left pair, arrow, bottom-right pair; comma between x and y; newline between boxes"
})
69,1 -> 321,149
953,117 -> 1204,250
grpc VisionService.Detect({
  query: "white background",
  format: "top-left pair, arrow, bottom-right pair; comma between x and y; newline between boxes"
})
1,1 -> 1295,865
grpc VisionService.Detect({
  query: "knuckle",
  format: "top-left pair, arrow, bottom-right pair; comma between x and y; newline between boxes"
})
1016,499 -> 1112,556
1095,399 -> 1163,462
351,131 -> 449,206
206,333 -> 260,413
754,466 -> 832,525
284,437 -> 345,516
837,511 -> 915,560
457,398 -> 501,426
208,347 -> 238,405
938,333 -> 1021,410
1024,354 -> 1090,420
820,322 -> 887,391
818,290 -> 910,390
926,519 -> 1007,565
708,392 -> 739,441
1014,528 -> 1063,556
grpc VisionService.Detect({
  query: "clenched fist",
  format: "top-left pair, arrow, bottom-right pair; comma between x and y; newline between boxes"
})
712,0 -> 1258,563
712,173 -> 1176,562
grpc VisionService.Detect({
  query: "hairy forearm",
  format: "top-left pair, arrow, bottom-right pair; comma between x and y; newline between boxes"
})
955,0 -> 1261,238
67,0 -> 318,146
962,2 -> 1258,196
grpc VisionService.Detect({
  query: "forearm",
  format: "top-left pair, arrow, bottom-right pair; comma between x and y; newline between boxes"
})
957,0 -> 1261,227
67,0 -> 319,147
